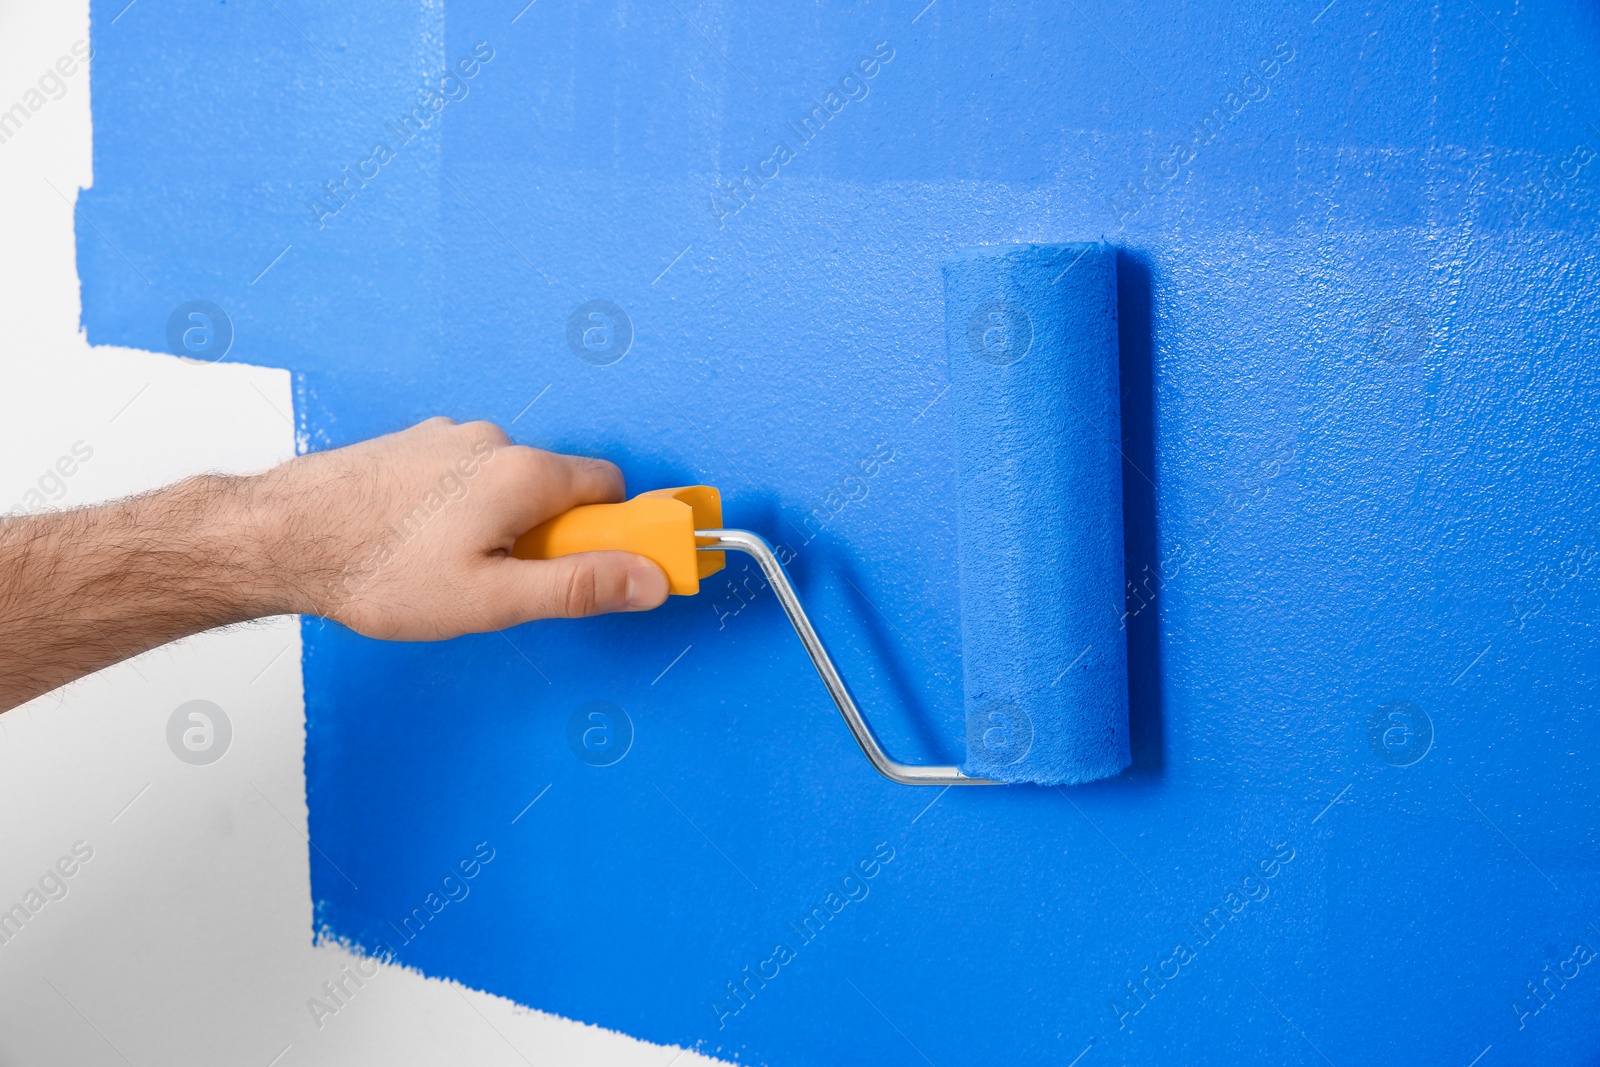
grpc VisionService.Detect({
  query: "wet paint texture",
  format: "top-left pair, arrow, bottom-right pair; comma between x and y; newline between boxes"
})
945,244 -> 1130,785
77,1 -> 1600,1064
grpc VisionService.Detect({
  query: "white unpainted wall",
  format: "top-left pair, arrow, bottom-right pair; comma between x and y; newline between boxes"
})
0,3 -> 724,1064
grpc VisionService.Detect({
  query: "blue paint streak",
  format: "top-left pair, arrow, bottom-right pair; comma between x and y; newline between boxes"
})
78,0 -> 1600,1064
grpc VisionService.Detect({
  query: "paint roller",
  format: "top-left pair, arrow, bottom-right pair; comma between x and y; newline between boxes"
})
515,243 -> 1130,786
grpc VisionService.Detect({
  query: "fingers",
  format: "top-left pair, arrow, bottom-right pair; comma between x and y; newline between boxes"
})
498,447 -> 626,533
490,552 -> 670,623
406,417 -> 625,533
451,419 -> 511,448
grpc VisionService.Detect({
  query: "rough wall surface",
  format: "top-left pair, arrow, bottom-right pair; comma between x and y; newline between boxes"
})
77,1 -> 1600,1063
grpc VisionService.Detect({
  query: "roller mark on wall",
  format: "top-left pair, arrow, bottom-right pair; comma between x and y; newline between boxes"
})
710,841 -> 896,1029
1508,938 -> 1597,1032
307,42 -> 496,231
710,42 -> 896,229
709,441 -> 897,630
1109,840 -> 1296,1032
1509,519 -> 1600,632
368,840 -> 498,962
1104,42 -> 1296,233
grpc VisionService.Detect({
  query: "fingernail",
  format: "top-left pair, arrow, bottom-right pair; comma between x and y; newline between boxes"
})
625,562 -> 669,608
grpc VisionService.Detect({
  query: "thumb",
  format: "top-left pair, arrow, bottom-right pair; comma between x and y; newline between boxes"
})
497,551 -> 670,622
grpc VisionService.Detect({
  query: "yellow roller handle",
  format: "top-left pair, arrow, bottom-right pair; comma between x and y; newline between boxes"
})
510,485 -> 725,596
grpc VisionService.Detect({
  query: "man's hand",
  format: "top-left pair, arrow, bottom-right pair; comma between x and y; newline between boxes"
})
0,417 -> 669,711
264,417 -> 668,639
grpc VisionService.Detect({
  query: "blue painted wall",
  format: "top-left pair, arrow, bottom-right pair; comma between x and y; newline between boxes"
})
78,1 -> 1600,1063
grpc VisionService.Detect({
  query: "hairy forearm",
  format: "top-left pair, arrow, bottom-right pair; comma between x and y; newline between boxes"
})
0,418 -> 669,714
0,475 -> 299,710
